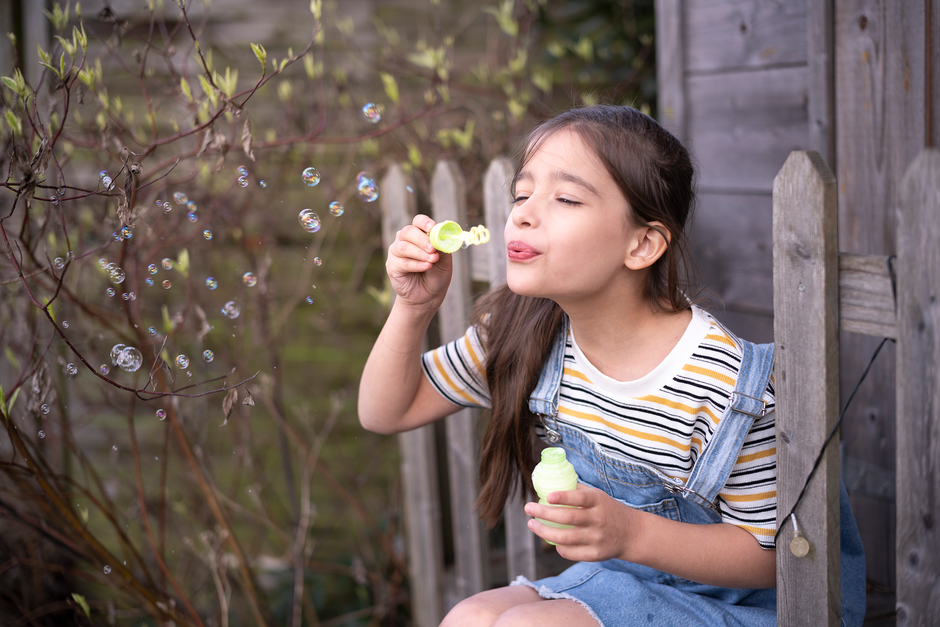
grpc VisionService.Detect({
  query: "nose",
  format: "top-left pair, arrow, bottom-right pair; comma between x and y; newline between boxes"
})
509,196 -> 537,229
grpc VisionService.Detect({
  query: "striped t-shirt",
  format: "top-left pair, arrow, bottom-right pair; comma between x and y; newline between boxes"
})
421,305 -> 777,549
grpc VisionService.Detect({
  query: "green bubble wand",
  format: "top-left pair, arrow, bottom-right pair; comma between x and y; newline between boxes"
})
428,220 -> 490,253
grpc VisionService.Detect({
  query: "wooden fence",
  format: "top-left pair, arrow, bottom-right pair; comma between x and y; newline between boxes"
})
378,149 -> 940,627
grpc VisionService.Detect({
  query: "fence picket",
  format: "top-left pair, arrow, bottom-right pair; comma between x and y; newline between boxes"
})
896,148 -> 940,624
773,151 -> 841,627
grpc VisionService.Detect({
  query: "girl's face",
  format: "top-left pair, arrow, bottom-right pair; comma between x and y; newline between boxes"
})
505,129 -> 647,306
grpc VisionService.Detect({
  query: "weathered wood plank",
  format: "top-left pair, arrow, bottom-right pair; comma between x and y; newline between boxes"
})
684,0 -> 808,73
838,253 -> 897,338
379,164 -> 445,627
834,0 -> 932,587
895,148 -> 940,626
686,65 -> 809,192
773,151 -> 841,627
431,161 -> 490,603
656,0 -> 686,141
807,0 -> 835,166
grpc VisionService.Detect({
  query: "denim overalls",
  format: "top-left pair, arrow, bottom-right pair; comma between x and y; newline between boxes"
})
511,317 -> 867,627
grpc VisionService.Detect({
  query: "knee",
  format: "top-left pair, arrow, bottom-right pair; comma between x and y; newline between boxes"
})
440,594 -> 502,627
491,605 -> 541,627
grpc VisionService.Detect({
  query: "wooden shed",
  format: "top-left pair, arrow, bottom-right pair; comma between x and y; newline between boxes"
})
656,0 -> 939,616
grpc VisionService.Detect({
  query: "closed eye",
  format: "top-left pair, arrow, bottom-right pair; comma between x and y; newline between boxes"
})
513,195 -> 529,204
557,197 -> 581,206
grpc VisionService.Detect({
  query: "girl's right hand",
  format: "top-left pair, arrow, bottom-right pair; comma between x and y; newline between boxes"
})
387,214 -> 453,310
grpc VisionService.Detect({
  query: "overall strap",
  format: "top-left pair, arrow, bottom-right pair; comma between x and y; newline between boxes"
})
527,315 -> 569,443
680,340 -> 775,507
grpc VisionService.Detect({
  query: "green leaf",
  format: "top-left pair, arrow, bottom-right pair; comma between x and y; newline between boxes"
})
5,346 -> 21,371
4,110 -> 22,135
37,45 -> 51,66
379,72 -> 399,105
180,77 -> 192,102
7,388 -> 19,415
1,77 -> 17,92
483,1 -> 518,37
162,305 -> 173,334
71,593 -> 91,618
176,249 -> 189,278
0,384 -> 7,416
250,43 -> 266,69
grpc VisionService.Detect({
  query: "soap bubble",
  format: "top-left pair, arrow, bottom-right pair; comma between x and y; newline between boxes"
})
52,197 -> 59,206
362,102 -> 382,123
162,258 -> 173,270
156,409 -> 166,421
406,185 -> 414,194
110,344 -> 126,365
108,266 -> 126,284
112,445 -> 117,452
306,296 -> 313,304
100,364 -> 109,375
356,171 -> 378,202
202,350 -> 214,362
103,565 -> 111,574
237,165 -> 249,177
38,430 -> 45,439
176,355 -> 189,369
54,257 -> 64,270
121,226 -> 133,239
242,272 -> 257,287
329,201 -> 344,217
174,191 -> 188,205
302,167 -> 321,187
222,301 -> 240,319
57,187 -> 65,197
148,264 -> 158,274
205,277 -> 218,290
40,404 -> 50,414
237,176 -> 249,188
298,209 -> 321,233
163,202 -> 172,213
106,287 -> 116,297
202,230 -> 213,241
148,326 -> 156,335
188,211 -> 198,222
98,258 -> 109,269
122,293 -> 131,301
129,292 -> 136,301
162,280 -> 172,289
145,278 -> 154,286
259,180 -> 267,188
66,363 -> 78,376
66,251 -> 74,261
186,200 -> 197,212
117,347 -> 143,372
62,321 -> 69,329
112,231 -> 122,242
100,170 -> 114,190
313,257 -> 322,266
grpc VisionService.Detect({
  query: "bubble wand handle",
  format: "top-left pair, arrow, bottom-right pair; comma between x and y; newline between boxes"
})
531,447 -> 579,544
428,220 -> 490,253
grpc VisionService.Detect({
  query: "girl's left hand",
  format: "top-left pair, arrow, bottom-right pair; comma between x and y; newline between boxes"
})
524,484 -> 643,563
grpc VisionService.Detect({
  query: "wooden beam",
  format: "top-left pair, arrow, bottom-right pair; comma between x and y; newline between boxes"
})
773,151 -> 841,627
431,161 -> 490,603
379,165 -> 445,627
807,0 -> 835,167
655,0 -> 686,142
895,147 -> 940,624
838,253 -> 897,339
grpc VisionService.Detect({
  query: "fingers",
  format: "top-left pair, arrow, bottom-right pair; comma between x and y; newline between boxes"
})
388,216 -> 440,274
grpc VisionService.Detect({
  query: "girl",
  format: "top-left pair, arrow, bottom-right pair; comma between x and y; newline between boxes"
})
358,105 -> 864,626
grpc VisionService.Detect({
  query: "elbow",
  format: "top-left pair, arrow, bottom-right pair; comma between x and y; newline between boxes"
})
357,400 -> 399,435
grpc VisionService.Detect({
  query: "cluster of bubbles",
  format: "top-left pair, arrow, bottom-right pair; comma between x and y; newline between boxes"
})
298,209 -> 321,233
99,261 -> 126,285
111,344 -> 143,373
99,170 -> 115,191
362,102 -> 382,124
121,292 -> 137,301
242,272 -> 257,287
356,171 -> 378,202
302,167 -> 321,187
237,165 -> 250,188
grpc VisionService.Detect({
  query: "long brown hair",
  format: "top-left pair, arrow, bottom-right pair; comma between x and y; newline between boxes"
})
475,105 -> 697,525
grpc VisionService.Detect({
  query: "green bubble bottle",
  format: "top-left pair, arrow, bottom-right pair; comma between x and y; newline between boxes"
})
531,447 -> 579,543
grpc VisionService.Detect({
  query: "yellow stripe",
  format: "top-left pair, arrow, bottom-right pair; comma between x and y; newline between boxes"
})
691,436 -> 703,452
564,367 -> 592,384
558,406 -> 690,451
720,490 -> 777,503
635,395 -> 721,424
736,447 -> 776,464
432,351 -> 478,405
682,364 -> 735,386
462,333 -> 485,380
736,524 -> 775,537
706,332 -> 737,348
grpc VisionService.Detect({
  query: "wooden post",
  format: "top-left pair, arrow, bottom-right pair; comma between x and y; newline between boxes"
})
655,0 -> 685,142
379,165 -> 445,626
431,161 -> 490,603
773,151 -> 841,627
895,148 -> 940,626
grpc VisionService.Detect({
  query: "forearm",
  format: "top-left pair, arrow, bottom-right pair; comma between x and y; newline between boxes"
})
629,512 -> 776,589
358,299 -> 437,433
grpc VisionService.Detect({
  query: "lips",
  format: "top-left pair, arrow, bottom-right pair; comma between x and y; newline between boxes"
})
507,240 -> 540,261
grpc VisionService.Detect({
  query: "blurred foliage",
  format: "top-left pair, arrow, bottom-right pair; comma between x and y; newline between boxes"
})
0,0 -> 654,625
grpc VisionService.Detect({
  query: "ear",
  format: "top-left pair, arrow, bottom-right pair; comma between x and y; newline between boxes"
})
624,221 -> 671,270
